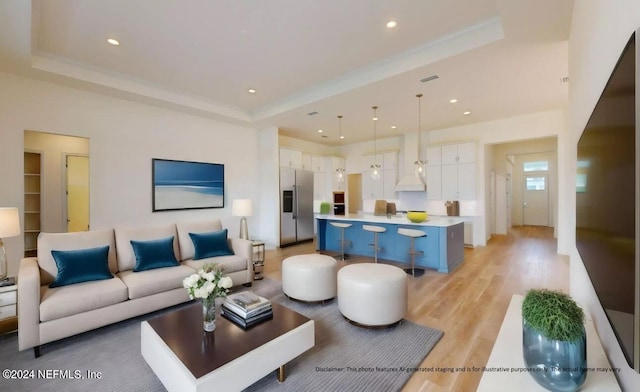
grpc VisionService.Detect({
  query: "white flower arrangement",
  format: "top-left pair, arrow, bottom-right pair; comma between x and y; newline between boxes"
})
183,263 -> 233,300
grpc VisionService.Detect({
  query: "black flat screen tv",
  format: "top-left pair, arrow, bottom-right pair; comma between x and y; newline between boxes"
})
576,31 -> 638,370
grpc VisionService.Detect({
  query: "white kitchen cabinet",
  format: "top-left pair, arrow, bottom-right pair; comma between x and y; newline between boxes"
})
442,163 -> 476,200
382,169 -> 397,199
361,173 -> 384,199
441,164 -> 458,200
457,163 -> 476,200
441,142 -> 475,165
457,142 -> 476,164
313,171 -> 327,201
426,165 -> 442,200
311,155 -> 326,172
425,146 -> 442,166
302,153 -> 312,171
279,148 -> 303,169
329,157 -> 346,191
382,152 -> 397,170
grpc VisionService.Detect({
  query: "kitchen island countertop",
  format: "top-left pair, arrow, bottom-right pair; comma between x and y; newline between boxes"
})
316,213 -> 465,228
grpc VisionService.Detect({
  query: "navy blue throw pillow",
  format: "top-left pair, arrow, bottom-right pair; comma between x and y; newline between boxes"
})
130,236 -> 180,272
49,245 -> 113,288
189,229 -> 234,260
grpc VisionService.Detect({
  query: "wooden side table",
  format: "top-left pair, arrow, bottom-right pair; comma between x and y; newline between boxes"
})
251,241 -> 265,280
0,277 -> 18,334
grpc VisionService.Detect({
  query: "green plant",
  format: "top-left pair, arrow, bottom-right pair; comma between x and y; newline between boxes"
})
522,289 -> 585,342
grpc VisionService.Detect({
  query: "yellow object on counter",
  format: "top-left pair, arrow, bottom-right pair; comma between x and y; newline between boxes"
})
407,211 -> 428,223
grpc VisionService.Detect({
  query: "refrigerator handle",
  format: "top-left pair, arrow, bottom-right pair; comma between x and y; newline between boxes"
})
292,185 -> 298,219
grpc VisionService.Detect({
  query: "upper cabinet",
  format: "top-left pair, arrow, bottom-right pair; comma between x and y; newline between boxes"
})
279,148 -> 303,169
441,142 -> 475,165
311,155 -> 326,172
382,152 -> 397,170
425,146 -> 442,166
426,141 -> 477,200
302,153 -> 312,171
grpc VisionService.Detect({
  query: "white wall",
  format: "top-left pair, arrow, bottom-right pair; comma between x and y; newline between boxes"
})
569,1 -> 640,389
0,72 -> 263,277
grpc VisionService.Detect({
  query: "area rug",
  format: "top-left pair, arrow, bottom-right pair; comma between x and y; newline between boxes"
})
0,278 -> 443,392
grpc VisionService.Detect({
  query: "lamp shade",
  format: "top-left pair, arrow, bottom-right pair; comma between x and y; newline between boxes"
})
232,199 -> 253,217
0,207 -> 20,238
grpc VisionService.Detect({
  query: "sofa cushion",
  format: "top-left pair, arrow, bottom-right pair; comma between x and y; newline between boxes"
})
184,254 -> 247,275
40,277 -> 128,322
189,229 -> 234,260
130,236 -> 180,272
118,264 -> 194,300
49,245 -> 113,288
176,220 -> 223,261
115,224 -> 180,272
38,229 -> 117,286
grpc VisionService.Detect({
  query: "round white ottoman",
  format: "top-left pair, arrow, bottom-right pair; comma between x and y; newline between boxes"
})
338,263 -> 407,326
282,254 -> 338,302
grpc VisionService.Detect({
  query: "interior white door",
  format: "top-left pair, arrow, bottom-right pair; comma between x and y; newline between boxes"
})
523,175 -> 549,226
66,155 -> 90,232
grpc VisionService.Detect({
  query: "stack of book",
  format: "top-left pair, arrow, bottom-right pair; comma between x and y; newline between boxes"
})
221,291 -> 273,328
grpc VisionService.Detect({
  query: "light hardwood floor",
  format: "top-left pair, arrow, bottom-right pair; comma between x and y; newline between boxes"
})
261,226 -> 569,392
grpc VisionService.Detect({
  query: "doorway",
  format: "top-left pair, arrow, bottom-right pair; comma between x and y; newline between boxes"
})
65,154 -> 90,232
24,131 -> 90,235
523,175 -> 549,226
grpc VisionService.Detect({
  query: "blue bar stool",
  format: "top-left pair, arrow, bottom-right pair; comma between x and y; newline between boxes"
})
329,221 -> 352,261
397,228 -> 427,277
362,225 -> 386,263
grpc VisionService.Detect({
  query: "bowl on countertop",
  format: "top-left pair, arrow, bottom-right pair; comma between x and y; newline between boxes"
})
407,210 -> 428,223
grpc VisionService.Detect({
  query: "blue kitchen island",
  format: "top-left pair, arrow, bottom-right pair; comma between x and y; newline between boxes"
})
316,213 -> 465,273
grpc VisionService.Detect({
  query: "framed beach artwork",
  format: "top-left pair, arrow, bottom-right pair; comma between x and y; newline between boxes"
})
152,158 -> 224,211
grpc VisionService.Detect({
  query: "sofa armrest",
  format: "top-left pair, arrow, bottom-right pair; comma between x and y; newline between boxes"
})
18,257 -> 41,351
229,237 -> 253,270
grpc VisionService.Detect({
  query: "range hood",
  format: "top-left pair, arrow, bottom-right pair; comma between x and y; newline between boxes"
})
395,133 -> 426,192
395,173 -> 426,192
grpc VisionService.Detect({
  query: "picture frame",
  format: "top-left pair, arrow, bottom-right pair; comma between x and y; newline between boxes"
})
152,158 -> 225,211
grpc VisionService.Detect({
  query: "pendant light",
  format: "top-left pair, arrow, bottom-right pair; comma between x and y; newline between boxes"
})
370,106 -> 381,180
335,115 -> 346,182
414,93 -> 426,178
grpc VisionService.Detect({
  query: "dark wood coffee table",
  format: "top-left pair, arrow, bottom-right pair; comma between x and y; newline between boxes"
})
141,301 -> 314,392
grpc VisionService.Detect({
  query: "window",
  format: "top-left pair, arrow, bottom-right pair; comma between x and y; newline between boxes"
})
576,160 -> 590,193
526,177 -> 546,190
576,173 -> 588,193
523,161 -> 549,172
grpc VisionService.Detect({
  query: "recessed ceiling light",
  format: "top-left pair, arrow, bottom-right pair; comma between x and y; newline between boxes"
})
107,38 -> 120,46
463,111 -> 471,116
449,98 -> 458,104
340,135 -> 345,139
386,21 -> 397,29
372,116 -> 378,121
248,88 -> 256,94
317,129 -> 323,133
390,125 -> 397,129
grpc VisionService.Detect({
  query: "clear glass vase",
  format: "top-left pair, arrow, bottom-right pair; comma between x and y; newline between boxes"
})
522,320 -> 587,392
202,296 -> 216,332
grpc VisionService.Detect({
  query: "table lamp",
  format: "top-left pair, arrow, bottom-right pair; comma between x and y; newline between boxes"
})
0,207 -> 21,282
232,199 -> 252,240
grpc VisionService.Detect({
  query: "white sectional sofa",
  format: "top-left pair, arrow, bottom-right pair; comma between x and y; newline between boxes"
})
17,219 -> 253,356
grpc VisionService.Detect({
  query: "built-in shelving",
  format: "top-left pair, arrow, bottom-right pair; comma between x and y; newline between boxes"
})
24,151 -> 42,258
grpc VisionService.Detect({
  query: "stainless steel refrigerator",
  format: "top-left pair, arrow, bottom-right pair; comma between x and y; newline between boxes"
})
280,167 -> 314,246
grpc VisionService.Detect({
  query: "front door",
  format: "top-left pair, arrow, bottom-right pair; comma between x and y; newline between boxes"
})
523,175 -> 549,226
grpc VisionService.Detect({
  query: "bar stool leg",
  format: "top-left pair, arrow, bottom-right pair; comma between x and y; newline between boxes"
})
403,237 -> 425,277
373,232 -> 379,263
340,228 -> 346,261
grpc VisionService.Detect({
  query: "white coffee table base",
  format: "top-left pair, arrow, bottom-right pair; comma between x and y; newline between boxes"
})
141,319 -> 314,392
